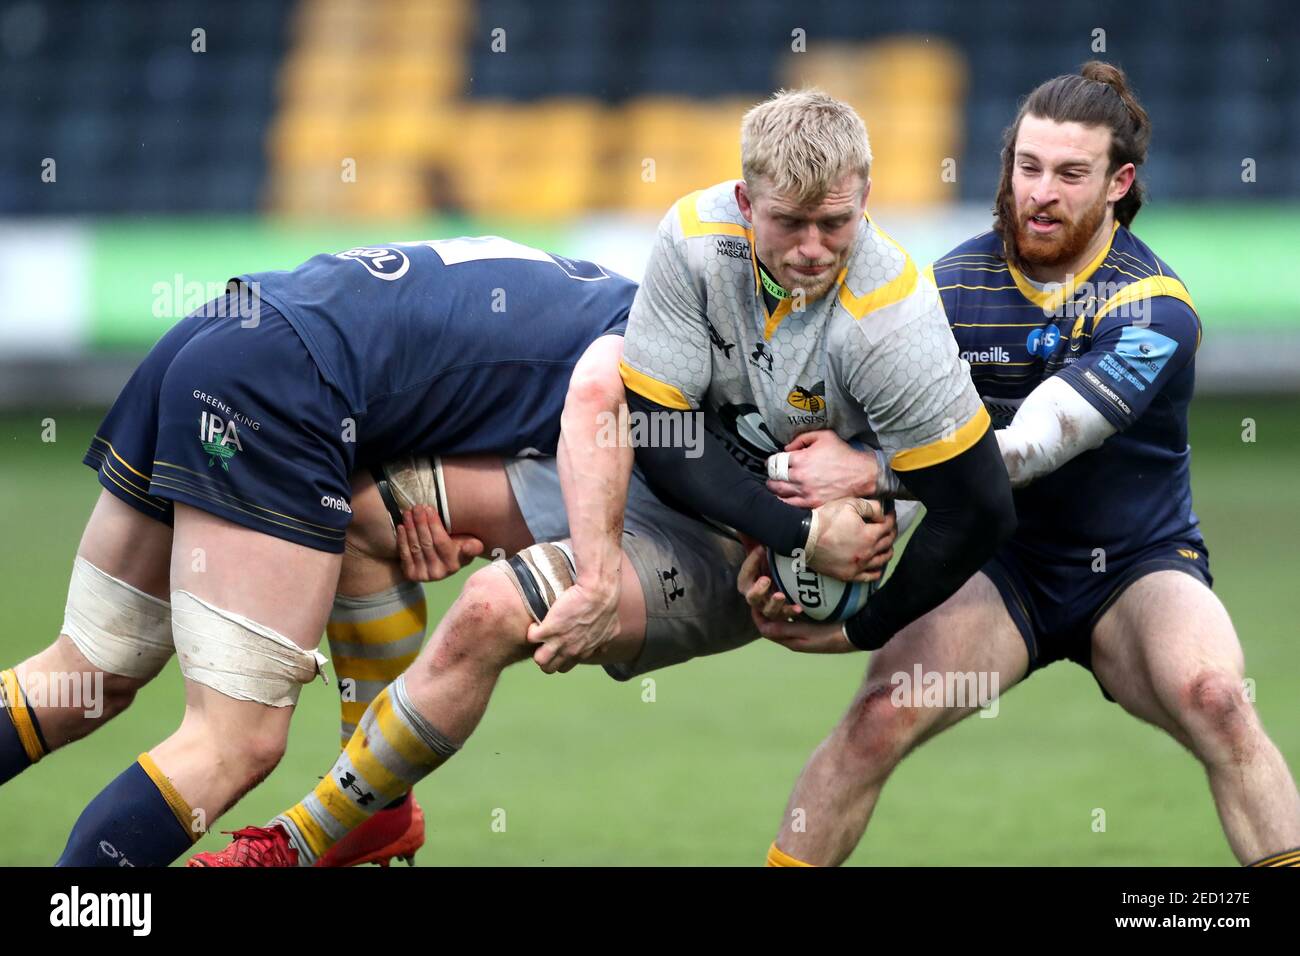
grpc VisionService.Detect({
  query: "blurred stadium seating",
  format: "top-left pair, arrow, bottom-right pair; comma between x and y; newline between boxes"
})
0,0 -> 1297,398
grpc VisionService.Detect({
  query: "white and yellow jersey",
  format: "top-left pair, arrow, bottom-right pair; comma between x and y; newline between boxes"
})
620,180 -> 988,476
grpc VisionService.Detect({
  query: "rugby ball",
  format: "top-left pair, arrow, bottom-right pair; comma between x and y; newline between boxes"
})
766,548 -> 880,622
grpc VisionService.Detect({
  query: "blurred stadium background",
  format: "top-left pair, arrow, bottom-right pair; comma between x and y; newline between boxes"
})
1,0 -> 1297,865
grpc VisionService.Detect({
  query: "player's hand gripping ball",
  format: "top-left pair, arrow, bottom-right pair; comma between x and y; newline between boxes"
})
765,548 -> 880,622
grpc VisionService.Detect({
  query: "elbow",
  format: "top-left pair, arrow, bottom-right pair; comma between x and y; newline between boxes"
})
566,366 -> 627,416
568,335 -> 629,414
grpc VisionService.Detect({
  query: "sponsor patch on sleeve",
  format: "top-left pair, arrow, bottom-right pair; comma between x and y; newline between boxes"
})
1113,326 -> 1179,384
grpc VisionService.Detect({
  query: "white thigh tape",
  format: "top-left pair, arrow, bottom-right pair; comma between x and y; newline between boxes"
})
767,452 -> 791,482
381,455 -> 452,531
62,556 -> 173,680
494,541 -> 577,624
170,590 -> 328,708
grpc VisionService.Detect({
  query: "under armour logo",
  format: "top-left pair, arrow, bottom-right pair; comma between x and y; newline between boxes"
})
661,567 -> 685,601
707,319 -> 735,359
750,343 -> 773,372
339,771 -> 376,806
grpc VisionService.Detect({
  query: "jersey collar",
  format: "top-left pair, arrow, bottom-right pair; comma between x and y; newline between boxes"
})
1007,221 -> 1119,314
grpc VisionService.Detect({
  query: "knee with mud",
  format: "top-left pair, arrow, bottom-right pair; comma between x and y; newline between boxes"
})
834,682 -> 928,780
422,561 -> 539,674
1177,668 -> 1259,767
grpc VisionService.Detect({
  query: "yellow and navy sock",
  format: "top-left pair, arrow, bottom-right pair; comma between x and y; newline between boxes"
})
55,753 -> 199,866
327,583 -> 427,811
276,674 -> 457,865
766,842 -> 814,867
0,668 -> 48,785
1248,846 -> 1300,867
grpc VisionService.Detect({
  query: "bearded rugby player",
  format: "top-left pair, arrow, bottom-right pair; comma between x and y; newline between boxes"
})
753,64 -> 1300,867
186,87 -> 1007,867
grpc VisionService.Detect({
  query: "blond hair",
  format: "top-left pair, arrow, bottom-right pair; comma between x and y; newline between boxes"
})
740,89 -> 872,205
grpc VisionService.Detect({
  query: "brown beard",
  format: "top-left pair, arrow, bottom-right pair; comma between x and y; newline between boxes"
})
1013,189 -> 1107,273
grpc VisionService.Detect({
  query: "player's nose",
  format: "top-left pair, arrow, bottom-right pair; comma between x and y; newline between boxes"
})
1030,180 -> 1060,209
796,224 -> 828,260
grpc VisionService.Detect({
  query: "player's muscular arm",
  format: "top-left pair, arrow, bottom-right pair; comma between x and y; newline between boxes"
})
838,279 -> 1017,650
527,333 -> 634,674
995,377 -> 1116,487
870,378 -> 1118,494
625,389 -> 808,551
843,424 -> 1015,650
622,391 -> 891,580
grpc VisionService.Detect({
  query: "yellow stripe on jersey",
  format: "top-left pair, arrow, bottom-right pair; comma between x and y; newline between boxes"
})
839,219 -> 920,319
839,255 -> 918,319
764,296 -> 792,341
890,404 -> 991,472
1007,222 -> 1118,312
619,359 -> 692,410
1092,275 -> 1197,323
676,190 -> 749,239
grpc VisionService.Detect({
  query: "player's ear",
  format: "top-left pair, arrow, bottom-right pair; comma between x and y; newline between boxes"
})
736,180 -> 754,221
861,176 -> 872,208
1107,162 -> 1135,204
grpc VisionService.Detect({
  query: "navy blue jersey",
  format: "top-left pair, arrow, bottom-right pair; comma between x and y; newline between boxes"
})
239,236 -> 636,463
930,225 -> 1203,563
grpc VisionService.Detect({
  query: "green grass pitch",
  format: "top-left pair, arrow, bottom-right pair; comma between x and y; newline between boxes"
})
1,398 -> 1296,865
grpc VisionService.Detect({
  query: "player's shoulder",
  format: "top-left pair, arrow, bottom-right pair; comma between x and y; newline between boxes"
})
835,216 -> 921,323
663,181 -> 749,243
1095,226 -> 1199,332
1106,226 -> 1181,282
927,230 -> 1008,285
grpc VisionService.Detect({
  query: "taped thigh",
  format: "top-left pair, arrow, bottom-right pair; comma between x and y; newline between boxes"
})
493,541 -> 577,624
170,590 -> 327,708
61,556 -> 173,680
371,455 -> 451,532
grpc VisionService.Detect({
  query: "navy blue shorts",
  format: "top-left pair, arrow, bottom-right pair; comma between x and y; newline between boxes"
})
84,294 -> 357,552
982,537 -> 1212,700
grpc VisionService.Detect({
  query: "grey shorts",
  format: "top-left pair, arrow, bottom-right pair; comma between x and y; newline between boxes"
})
503,457 -> 756,680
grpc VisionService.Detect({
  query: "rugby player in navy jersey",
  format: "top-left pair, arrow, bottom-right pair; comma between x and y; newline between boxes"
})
0,237 -> 692,866
13,238 -> 644,866
5,234 -> 888,867
752,63 -> 1300,867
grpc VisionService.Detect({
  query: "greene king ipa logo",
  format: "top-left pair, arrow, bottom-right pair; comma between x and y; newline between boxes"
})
199,410 -> 244,470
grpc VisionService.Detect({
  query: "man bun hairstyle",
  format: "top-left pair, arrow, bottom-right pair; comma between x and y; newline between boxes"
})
993,61 -> 1152,257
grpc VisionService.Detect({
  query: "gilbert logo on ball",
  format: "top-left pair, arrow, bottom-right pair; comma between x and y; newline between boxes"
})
766,548 -> 879,623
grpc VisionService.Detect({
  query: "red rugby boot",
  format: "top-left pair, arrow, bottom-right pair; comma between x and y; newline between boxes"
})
316,795 -> 425,867
187,824 -> 298,868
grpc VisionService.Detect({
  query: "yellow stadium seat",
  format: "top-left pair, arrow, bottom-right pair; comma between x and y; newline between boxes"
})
776,37 -> 966,207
